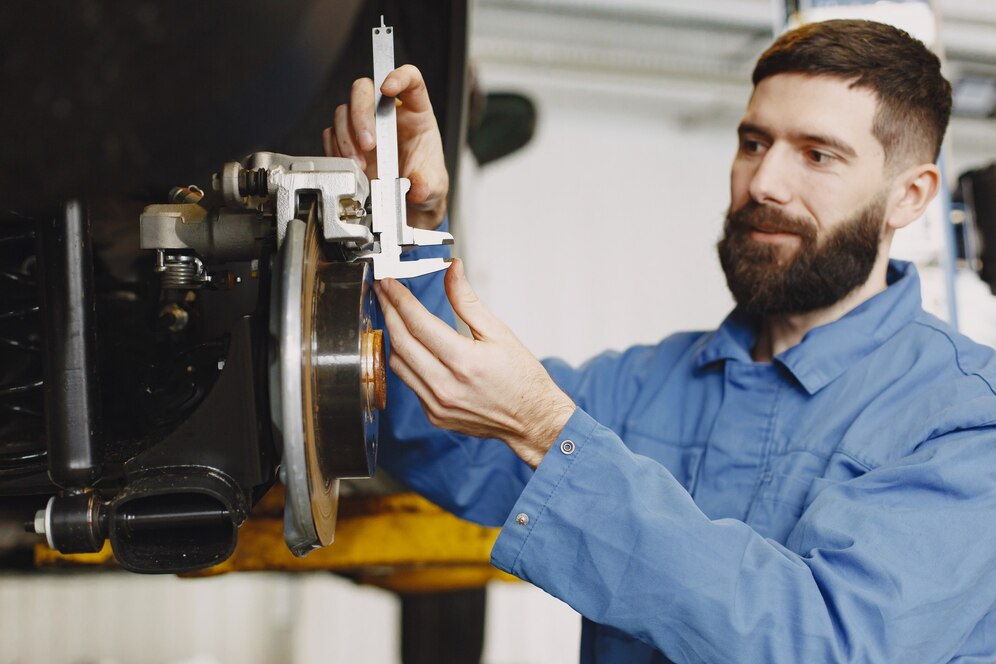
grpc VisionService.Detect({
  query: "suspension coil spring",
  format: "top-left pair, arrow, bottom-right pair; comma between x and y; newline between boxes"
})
0,219 -> 46,475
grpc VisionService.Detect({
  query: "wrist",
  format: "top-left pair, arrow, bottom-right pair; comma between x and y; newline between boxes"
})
509,392 -> 576,469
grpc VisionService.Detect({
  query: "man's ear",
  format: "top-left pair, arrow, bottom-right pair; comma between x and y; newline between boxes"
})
885,163 -> 941,231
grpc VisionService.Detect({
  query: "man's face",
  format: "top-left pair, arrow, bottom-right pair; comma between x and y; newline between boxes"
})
721,73 -> 890,315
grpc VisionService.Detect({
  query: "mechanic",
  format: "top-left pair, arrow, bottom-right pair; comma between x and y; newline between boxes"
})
326,19 -> 996,663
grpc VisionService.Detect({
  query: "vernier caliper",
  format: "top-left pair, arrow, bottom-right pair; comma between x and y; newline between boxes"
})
367,17 -> 453,280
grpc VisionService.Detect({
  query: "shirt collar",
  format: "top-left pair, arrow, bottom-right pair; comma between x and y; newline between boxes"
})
694,260 -> 923,394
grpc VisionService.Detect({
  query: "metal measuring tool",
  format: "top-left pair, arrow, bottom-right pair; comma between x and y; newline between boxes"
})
368,16 -> 453,280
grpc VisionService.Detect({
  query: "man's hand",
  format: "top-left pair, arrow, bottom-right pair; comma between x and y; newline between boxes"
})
324,64 -> 448,230
375,260 -> 577,468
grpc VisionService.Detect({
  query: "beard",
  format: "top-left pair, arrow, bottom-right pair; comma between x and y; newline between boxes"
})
716,197 -> 885,316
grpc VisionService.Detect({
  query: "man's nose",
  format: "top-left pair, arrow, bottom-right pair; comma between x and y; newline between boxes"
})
748,147 -> 792,206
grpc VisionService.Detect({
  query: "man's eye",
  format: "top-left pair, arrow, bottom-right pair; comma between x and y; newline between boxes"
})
808,149 -> 835,164
741,139 -> 765,154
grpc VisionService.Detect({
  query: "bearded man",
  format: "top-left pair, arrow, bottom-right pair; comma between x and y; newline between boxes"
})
326,19 -> 996,663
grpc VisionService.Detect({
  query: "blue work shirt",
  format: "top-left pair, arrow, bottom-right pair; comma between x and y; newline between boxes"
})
380,245 -> 996,663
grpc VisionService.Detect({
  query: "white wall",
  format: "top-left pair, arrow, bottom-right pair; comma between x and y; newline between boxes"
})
460,68 -> 744,366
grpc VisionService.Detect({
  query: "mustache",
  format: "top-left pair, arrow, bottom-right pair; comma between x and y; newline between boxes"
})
725,202 -> 816,240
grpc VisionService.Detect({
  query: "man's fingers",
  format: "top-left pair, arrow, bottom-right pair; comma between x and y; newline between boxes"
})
444,259 -> 504,342
332,103 -> 367,170
377,278 -> 469,365
377,280 -> 457,384
333,105 -> 357,155
322,127 -> 336,158
406,165 -> 448,227
407,171 -> 431,205
382,65 -> 433,114
389,333 -> 478,432
349,78 -> 377,151
386,349 -> 438,415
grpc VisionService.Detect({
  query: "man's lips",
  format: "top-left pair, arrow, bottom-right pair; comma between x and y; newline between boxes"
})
749,222 -> 798,235
727,203 -> 816,243
748,225 -> 802,245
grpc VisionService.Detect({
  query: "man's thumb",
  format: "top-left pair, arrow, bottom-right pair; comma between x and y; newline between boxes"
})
445,259 -> 496,341
407,171 -> 430,205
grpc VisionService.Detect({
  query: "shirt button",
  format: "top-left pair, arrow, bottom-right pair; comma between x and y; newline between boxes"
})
560,439 -> 575,455
515,513 -> 529,526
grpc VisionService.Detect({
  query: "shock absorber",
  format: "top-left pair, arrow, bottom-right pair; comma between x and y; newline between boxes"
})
36,200 -> 102,490
20,201 -> 108,555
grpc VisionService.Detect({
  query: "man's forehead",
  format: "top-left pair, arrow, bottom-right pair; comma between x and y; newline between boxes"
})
742,73 -> 882,154
746,72 -> 880,118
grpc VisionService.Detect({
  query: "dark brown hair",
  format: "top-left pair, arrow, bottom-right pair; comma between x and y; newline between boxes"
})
753,19 -> 952,167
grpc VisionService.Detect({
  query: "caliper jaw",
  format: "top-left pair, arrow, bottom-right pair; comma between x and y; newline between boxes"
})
368,176 -> 453,280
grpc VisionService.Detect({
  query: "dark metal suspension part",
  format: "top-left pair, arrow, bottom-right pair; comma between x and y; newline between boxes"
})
37,200 -> 102,490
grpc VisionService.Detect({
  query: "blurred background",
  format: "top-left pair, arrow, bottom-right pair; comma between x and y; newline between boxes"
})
1,0 -> 995,662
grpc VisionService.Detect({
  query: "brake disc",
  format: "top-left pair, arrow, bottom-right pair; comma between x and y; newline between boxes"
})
270,207 -> 385,556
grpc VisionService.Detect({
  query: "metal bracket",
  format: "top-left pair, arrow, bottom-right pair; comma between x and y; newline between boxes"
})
217,152 -> 372,249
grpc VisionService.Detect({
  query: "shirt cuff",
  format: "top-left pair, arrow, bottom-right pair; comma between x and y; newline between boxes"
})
490,407 -> 601,575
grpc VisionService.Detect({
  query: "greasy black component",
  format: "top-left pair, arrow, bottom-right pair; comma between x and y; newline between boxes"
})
89,199 -> 163,458
137,339 -> 227,429
0,218 -> 46,478
0,197 -> 278,570
0,443 -> 46,466
108,473 -> 241,573
47,492 -> 105,553
13,312 -> 276,571
126,317 -> 274,494
0,468 -> 52,495
36,200 -> 102,490
239,168 -> 270,198
0,445 -> 48,480
0,439 -> 47,482
103,315 -> 274,572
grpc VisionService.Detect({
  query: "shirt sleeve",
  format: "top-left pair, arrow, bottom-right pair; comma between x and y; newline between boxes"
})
543,344 -> 663,435
491,408 -> 996,663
